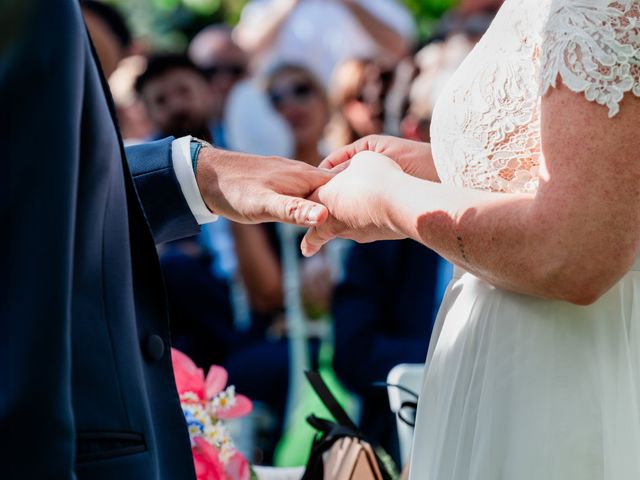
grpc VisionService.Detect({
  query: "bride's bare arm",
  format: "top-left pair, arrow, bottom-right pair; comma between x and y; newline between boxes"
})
410,84 -> 640,304
304,84 -> 640,305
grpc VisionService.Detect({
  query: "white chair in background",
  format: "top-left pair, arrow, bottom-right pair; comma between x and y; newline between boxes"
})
386,363 -> 424,467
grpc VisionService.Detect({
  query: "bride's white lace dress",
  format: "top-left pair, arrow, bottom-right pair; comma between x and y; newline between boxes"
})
410,0 -> 640,478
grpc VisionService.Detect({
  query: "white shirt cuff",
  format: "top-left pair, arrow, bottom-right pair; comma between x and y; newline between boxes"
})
171,135 -> 218,225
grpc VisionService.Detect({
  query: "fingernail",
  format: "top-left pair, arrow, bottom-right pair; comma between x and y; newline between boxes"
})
307,206 -> 323,225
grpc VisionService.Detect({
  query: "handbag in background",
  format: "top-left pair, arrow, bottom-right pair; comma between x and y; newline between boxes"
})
301,371 -> 397,480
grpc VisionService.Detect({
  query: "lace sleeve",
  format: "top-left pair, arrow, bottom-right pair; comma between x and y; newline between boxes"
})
540,0 -> 640,117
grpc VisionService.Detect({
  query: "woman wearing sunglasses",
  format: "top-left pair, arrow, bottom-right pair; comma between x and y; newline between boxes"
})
224,65 -> 339,459
328,58 -> 394,148
230,63 -> 332,321
265,64 -> 331,168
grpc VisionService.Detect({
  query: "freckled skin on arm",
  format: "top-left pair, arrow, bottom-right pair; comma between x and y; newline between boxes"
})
398,83 -> 640,304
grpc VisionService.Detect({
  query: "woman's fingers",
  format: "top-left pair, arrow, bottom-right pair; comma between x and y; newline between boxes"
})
319,136 -> 376,169
301,222 -> 339,257
319,147 -> 354,170
319,135 -> 389,170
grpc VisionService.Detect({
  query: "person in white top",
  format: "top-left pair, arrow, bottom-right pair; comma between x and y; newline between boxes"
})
234,0 -> 415,85
300,1 -> 640,479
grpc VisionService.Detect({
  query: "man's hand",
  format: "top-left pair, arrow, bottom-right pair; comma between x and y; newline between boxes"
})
320,134 -> 439,182
196,147 -> 333,226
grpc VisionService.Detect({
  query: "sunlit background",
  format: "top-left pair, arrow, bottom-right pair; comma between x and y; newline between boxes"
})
107,0 -> 458,50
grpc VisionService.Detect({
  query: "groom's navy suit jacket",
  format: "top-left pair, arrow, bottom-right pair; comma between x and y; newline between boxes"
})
1,1 -> 200,478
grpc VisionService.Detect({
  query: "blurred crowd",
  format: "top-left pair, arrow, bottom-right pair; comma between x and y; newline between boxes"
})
82,0 -> 501,467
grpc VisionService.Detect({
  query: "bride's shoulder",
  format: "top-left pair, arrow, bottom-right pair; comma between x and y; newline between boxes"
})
540,0 -> 640,117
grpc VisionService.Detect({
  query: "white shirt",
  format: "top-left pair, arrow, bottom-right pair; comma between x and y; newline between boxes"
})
170,136 -> 217,224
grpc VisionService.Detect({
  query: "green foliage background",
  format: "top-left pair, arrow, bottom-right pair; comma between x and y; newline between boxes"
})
106,0 -> 459,50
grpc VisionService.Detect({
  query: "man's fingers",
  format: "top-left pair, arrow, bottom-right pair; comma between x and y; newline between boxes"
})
310,165 -> 336,183
266,194 -> 329,227
301,225 -> 336,257
298,162 -> 336,191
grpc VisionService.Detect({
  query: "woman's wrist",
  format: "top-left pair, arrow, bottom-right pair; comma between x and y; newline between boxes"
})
383,173 -> 446,244
378,169 -> 421,239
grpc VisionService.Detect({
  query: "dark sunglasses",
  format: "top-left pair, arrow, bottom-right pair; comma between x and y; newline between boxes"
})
203,64 -> 246,78
268,82 -> 314,108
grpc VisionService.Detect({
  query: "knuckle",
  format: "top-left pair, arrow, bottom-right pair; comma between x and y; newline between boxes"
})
284,198 -> 303,220
363,135 -> 379,149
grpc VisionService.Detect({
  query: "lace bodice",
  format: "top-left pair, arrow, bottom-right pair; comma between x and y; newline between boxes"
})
430,0 -> 640,194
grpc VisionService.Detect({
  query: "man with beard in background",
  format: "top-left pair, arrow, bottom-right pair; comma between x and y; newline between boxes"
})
135,53 -> 240,372
136,54 -> 214,142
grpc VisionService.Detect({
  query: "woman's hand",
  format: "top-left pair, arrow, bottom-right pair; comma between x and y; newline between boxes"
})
320,135 -> 439,182
301,151 -> 408,257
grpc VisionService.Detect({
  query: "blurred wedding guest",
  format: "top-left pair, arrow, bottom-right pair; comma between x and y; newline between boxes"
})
431,0 -> 501,42
82,2 -> 153,144
332,240 -> 452,464
188,29 -> 248,304
396,10 -> 492,142
458,0 -> 503,14
266,64 -> 330,167
224,65 -> 338,459
134,54 -> 236,369
189,25 -> 249,147
258,64 -> 337,317
81,0 -> 131,78
234,0 -> 415,86
229,64 -> 334,322
399,35 -> 476,142
135,53 -> 214,141
109,56 -> 155,143
328,58 -> 395,147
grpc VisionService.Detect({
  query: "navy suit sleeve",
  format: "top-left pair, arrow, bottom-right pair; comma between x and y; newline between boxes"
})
126,138 -> 200,244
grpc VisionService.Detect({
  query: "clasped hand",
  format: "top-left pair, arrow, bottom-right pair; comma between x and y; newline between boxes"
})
195,135 -> 432,255
301,135 -> 436,256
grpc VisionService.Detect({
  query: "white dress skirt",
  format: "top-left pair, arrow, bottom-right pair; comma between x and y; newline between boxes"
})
410,262 -> 640,479
408,0 -> 640,478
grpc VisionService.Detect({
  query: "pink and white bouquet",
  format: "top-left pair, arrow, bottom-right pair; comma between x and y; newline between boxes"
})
172,348 -> 254,480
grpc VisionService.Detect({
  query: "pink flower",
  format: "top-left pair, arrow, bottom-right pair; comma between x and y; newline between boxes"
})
226,451 -> 251,480
193,438 -> 226,480
205,365 -> 229,400
172,348 -> 254,480
172,348 -> 206,400
215,393 -> 253,420
172,349 -> 253,415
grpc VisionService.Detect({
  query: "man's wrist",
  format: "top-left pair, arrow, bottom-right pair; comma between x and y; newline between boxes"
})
194,143 -> 226,217
190,137 -> 213,175
191,137 -> 219,215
